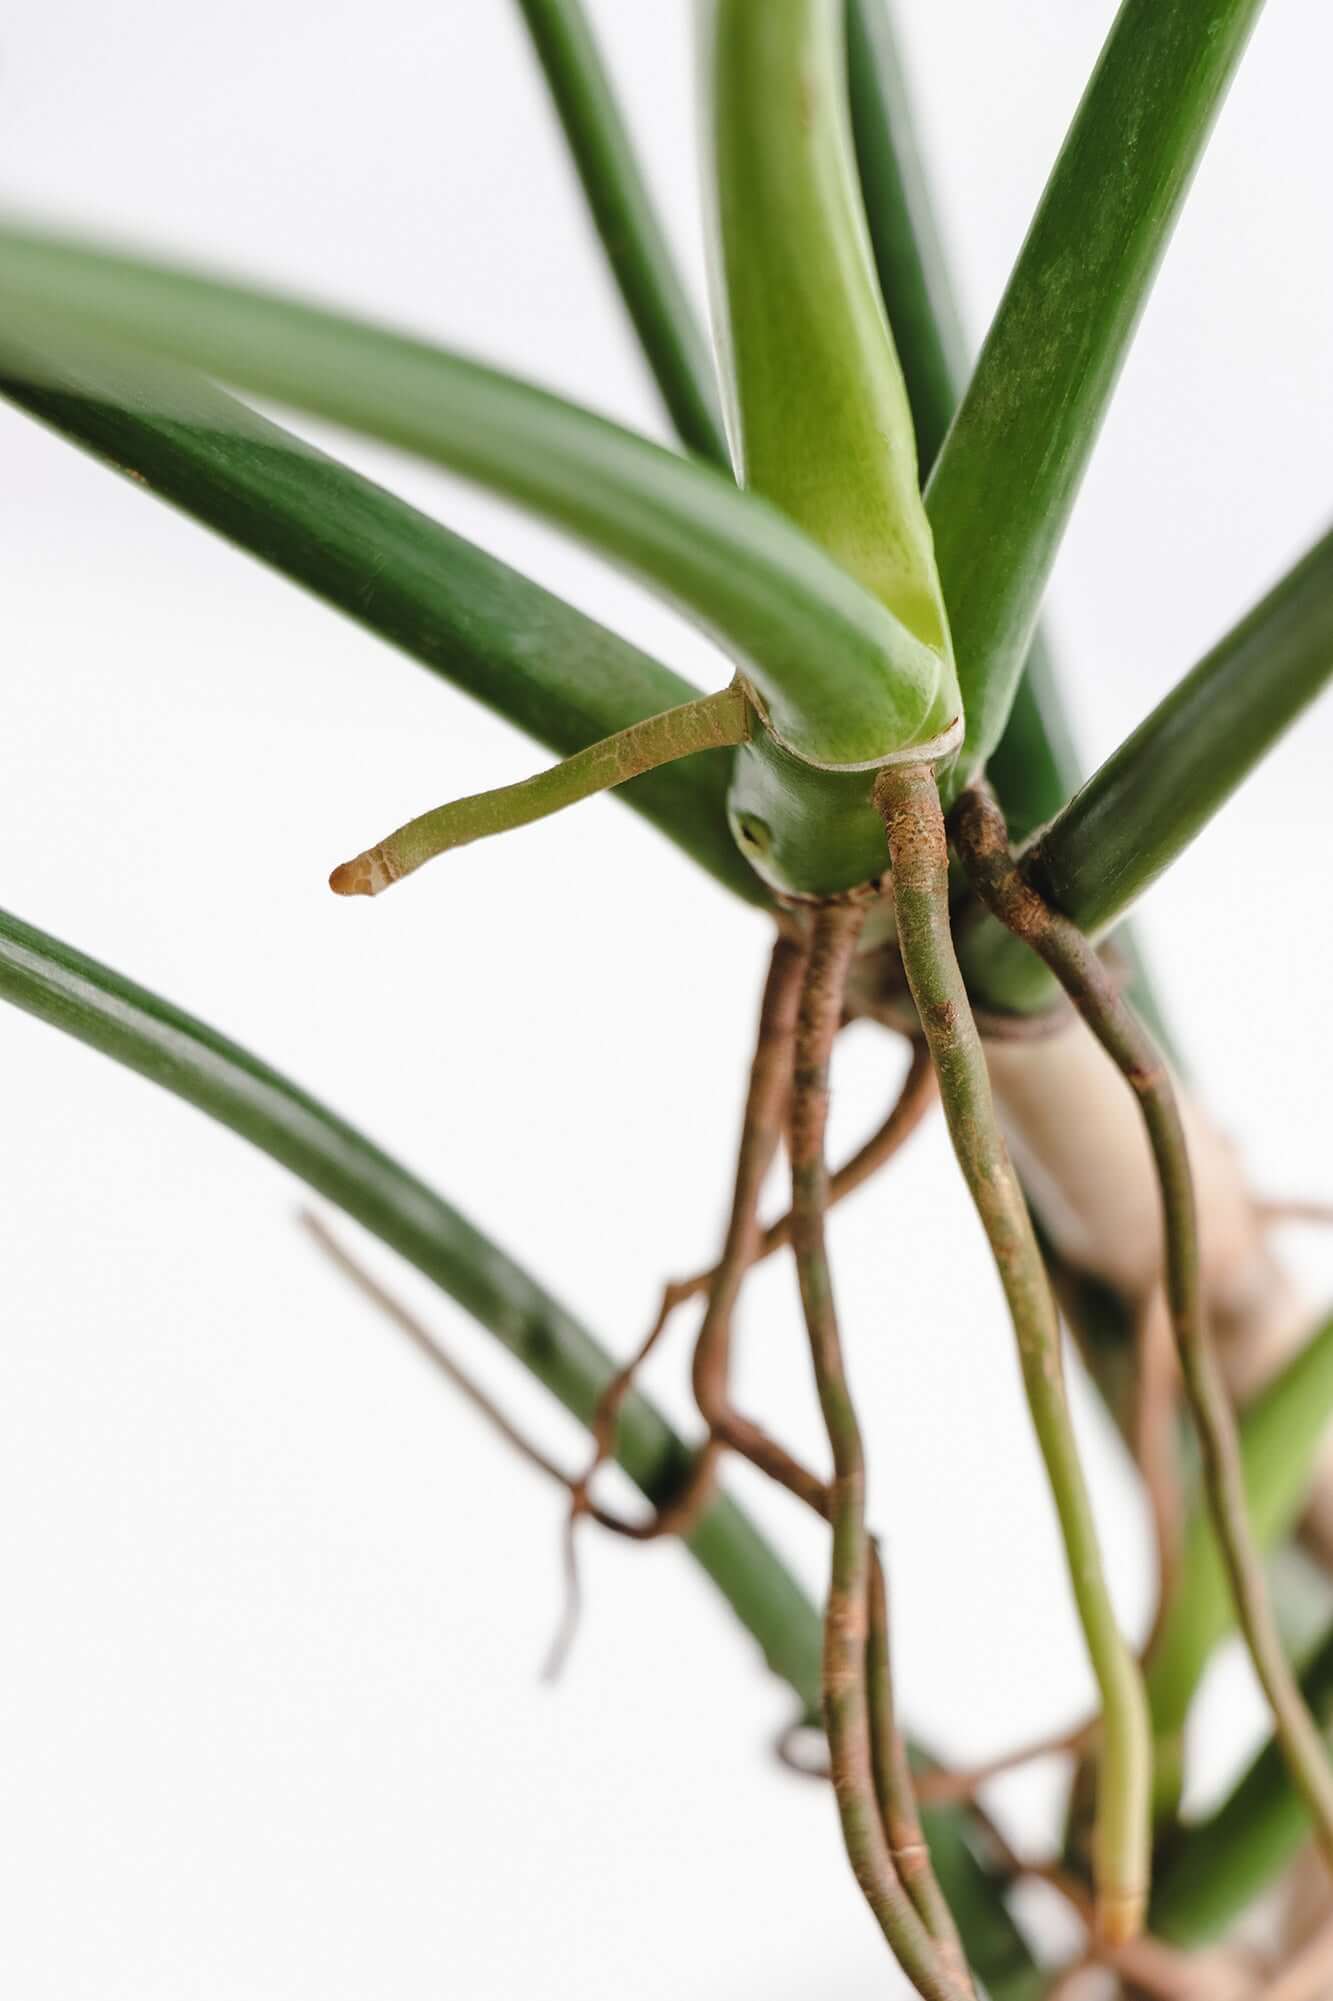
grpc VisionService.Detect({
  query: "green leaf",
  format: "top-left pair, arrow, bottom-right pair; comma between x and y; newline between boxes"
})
848,0 -> 1084,857
0,899 -> 818,1701
699,0 -> 961,899
1151,1614 -> 1333,1947
515,0 -> 729,467
1,333 -> 766,906
0,223 -> 946,775
1143,1308 -> 1333,1803
0,902 -> 1037,1992
845,0 -> 1077,850
960,524 -> 1333,1012
844,0 -> 1175,1058
924,0 -> 1267,788
842,0 -> 966,487
705,0 -> 954,672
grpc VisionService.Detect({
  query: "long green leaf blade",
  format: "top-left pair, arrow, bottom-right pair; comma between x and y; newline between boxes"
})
515,0 -> 729,467
705,0 -> 955,675
0,904 -> 1037,1991
0,900 -> 817,1699
845,0 -> 1180,1072
0,223 -> 944,772
845,0 -> 1078,852
695,0 -> 962,905
842,0 -> 965,485
925,0 -> 1266,787
961,524 -> 1333,1011
1,335 -> 764,905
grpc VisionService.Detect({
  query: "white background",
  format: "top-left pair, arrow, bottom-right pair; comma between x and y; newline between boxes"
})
2,3 -> 1332,1995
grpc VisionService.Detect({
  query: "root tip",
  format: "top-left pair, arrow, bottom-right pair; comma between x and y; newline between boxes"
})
329,848 -> 395,897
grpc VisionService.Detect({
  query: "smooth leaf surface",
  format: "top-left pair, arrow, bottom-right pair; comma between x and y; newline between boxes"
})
0,902 -> 1038,1993
516,0 -> 729,466
845,0 -> 1173,1051
845,0 -> 1076,846
0,900 -> 817,1701
925,0 -> 1267,786
706,0 -> 954,670
848,0 -> 1079,799
0,224 -> 947,773
1,336 -> 765,902
961,524 -> 1333,1012
703,0 -> 962,901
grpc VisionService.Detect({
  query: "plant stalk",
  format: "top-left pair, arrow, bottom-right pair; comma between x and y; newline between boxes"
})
875,763 -> 1150,1944
951,780 -> 1333,1867
924,0 -> 1267,786
0,338 -> 765,906
515,0 -> 729,466
790,899 -> 969,2001
329,683 -> 750,895
0,901 -> 1042,1991
844,0 -> 1084,855
0,227 -> 946,775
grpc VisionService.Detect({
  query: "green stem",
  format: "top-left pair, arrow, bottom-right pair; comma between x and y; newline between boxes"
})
514,0 -> 729,466
0,901 -> 1038,1993
791,903 -> 968,2001
704,0 -> 954,671
924,0 -> 1267,787
842,0 -> 965,478
844,0 -> 1089,858
960,523 -> 1333,1014
0,338 -> 765,907
0,901 -> 821,1698
843,0 -> 1174,1044
701,0 -> 960,902
876,764 -> 1150,1945
951,782 -> 1333,1867
329,683 -> 750,895
0,225 -> 944,773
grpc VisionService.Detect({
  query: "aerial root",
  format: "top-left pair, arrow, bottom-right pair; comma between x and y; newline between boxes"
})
551,929 -> 824,1673
953,778 -> 1333,1898
786,897 -> 974,1999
